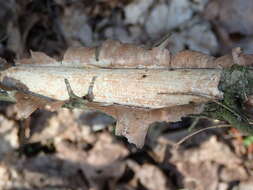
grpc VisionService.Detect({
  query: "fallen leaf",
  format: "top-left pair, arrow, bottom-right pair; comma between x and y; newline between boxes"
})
136,163 -> 174,190
172,136 -> 242,165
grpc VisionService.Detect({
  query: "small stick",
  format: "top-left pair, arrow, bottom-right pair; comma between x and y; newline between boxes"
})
64,78 -> 77,99
174,124 -> 232,149
64,76 -> 97,101
86,76 -> 97,101
63,76 -> 97,110
152,32 -> 172,49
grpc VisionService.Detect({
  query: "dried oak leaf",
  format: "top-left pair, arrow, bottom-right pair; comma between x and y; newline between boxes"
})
176,161 -> 219,190
171,136 -> 242,166
1,76 -> 64,119
55,132 -> 128,189
136,163 -> 174,190
87,103 -> 202,148
170,136 -> 246,190
14,92 -> 64,119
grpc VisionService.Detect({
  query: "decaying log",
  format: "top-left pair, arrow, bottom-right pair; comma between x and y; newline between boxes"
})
0,41 -> 253,147
0,66 -> 222,108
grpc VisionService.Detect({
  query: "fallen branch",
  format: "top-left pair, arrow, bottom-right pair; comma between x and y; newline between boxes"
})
0,65 -> 222,107
0,41 -> 253,147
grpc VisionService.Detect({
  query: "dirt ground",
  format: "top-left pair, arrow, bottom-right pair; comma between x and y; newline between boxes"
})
1,0 -> 253,190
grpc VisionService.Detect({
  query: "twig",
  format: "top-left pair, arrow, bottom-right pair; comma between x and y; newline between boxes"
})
174,124 -> 232,149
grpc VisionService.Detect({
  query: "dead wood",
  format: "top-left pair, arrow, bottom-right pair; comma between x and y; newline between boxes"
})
0,41 -> 252,147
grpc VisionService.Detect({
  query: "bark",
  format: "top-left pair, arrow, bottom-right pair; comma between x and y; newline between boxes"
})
0,65 -> 222,108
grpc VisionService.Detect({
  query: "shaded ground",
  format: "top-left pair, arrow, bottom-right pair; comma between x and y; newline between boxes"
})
0,0 -> 253,190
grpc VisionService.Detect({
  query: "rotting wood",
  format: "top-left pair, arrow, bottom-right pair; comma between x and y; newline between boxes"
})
1,41 -> 253,147
0,66 -> 222,108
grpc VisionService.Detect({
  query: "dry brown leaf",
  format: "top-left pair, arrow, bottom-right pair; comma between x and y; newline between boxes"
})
136,163 -> 174,190
0,115 -> 18,157
171,136 -> 242,166
29,109 -> 81,143
234,178 -> 253,190
87,103 -> 202,147
55,131 -> 129,166
220,166 -> 248,182
1,129 -> 128,189
169,136 -> 250,190
14,92 -> 64,119
55,132 -> 128,189
0,76 -> 64,119
175,161 -> 219,190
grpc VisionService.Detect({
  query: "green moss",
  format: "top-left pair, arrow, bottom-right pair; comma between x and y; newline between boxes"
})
243,135 -> 253,146
219,64 -> 253,100
203,65 -> 253,135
